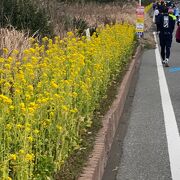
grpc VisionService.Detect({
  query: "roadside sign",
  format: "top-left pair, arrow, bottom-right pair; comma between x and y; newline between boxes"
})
136,5 -> 145,38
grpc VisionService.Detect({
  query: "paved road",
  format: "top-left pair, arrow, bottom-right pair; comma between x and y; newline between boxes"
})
102,25 -> 180,179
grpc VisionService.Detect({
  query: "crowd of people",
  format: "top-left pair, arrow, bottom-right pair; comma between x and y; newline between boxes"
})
152,0 -> 180,67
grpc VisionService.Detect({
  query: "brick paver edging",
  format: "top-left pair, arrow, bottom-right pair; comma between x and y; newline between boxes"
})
78,45 -> 143,180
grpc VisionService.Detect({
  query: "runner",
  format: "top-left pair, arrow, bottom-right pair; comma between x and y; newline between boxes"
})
158,7 -> 176,67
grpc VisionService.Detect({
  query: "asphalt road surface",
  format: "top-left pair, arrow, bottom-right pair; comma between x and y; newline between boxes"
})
102,23 -> 180,180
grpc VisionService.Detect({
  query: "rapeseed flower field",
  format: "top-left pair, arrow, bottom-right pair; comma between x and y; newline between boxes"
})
0,24 -> 135,179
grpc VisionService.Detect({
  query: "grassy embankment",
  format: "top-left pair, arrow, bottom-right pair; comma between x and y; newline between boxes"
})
0,1 -> 153,179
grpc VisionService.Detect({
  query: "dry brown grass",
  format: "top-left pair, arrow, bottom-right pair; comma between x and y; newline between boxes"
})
141,10 -> 156,49
49,1 -> 153,37
49,1 -> 139,36
0,1 -> 154,55
0,27 -> 31,58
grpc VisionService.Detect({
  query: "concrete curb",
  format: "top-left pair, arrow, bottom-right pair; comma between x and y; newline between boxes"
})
78,45 -> 143,180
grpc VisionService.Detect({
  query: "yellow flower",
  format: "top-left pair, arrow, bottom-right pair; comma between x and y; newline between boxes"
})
34,129 -> 40,134
42,72 -> 48,77
37,82 -> 42,88
9,154 -> 17,161
25,153 -> 34,161
61,105 -> 68,112
9,105 -> 15,111
19,149 -> 25,154
51,81 -> 58,89
56,125 -> 63,132
6,123 -> 12,130
54,94 -> 60,98
12,49 -> 19,55
42,36 -> 48,42
0,58 -> 4,63
15,89 -> 21,94
70,108 -> 78,113
25,127 -> 31,132
0,95 -> 12,104
3,48 -> 8,54
23,49 -> 29,55
27,136 -> 33,142
27,85 -> 34,91
29,37 -> 35,43
72,92 -> 78,98
20,103 -> 25,108
50,112 -> 54,117
25,94 -> 31,100
4,64 -> 10,69
21,107 -> 26,113
4,82 -> 11,88
29,48 -> 36,54
67,31 -> 74,37
16,124 -> 23,129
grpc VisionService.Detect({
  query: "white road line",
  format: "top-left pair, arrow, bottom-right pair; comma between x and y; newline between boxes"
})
153,32 -> 180,180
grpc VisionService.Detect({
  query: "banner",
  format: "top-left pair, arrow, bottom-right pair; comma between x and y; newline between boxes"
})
136,5 -> 145,37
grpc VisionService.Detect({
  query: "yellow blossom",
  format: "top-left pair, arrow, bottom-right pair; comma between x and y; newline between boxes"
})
15,89 -> 21,94
25,94 -> 31,100
25,153 -> 34,161
70,108 -> 78,113
19,149 -> 25,154
0,58 -> 4,63
25,127 -> 31,132
27,136 -> 33,142
34,129 -> 40,134
9,105 -> 15,111
4,64 -> 10,69
27,85 -> 34,91
72,92 -> 78,97
12,49 -> 19,55
51,81 -> 58,89
4,82 -> 11,88
3,48 -> 8,54
6,123 -> 12,130
16,124 -> 23,129
9,154 -> 17,161
20,103 -> 25,108
0,95 -> 12,104
61,105 -> 68,112
56,125 -> 63,132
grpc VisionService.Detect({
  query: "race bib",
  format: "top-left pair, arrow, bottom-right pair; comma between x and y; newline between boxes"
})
163,16 -> 169,28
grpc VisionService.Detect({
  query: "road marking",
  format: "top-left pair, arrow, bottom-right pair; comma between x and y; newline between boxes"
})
169,67 -> 180,72
153,32 -> 180,180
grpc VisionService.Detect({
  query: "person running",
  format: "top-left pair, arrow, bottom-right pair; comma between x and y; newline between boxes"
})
158,7 -> 176,67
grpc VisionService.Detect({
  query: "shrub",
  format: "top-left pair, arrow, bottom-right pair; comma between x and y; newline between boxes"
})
0,23 -> 136,179
0,0 -> 53,37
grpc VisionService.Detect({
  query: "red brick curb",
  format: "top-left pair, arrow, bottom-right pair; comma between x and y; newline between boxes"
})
78,45 -> 143,180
